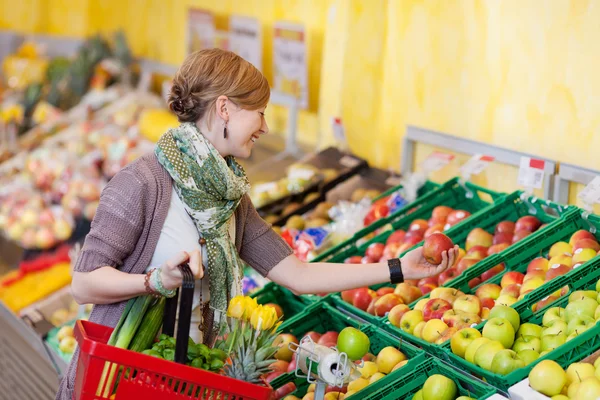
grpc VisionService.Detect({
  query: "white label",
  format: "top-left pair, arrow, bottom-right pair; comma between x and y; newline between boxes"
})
273,22 -> 308,109
420,152 -> 455,173
187,9 -> 216,54
339,155 -> 360,169
229,16 -> 262,71
460,154 -> 495,179
518,157 -> 545,189
578,176 -> 600,206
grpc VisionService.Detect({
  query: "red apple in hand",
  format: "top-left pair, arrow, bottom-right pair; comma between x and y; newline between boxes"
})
423,298 -> 453,321
423,233 -> 454,265
515,216 -> 542,232
438,268 -> 459,285
374,294 -> 404,316
495,221 -> 515,234
365,243 -> 385,260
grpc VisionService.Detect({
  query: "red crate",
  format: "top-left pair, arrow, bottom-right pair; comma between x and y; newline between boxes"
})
73,319 -> 272,400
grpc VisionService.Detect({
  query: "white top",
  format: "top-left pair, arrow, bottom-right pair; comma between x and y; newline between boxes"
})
148,187 -> 236,343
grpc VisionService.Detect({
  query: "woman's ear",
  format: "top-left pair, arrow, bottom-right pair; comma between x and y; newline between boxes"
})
215,95 -> 229,121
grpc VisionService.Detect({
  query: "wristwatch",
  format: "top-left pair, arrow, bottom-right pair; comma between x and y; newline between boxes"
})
388,258 -> 404,284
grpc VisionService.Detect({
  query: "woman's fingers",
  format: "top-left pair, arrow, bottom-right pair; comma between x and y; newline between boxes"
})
166,251 -> 190,270
189,249 -> 204,279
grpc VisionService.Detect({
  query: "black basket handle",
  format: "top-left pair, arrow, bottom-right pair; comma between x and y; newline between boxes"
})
161,262 -> 196,364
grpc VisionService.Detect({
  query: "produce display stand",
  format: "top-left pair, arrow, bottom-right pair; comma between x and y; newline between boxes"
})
250,281 -> 319,321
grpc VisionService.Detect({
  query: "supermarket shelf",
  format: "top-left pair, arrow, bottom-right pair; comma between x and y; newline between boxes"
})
401,125 -> 558,200
553,162 -> 600,205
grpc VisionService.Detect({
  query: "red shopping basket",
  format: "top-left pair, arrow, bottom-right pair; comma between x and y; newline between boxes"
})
73,263 -> 273,400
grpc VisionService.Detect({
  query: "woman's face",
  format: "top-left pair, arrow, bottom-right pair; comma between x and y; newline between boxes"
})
225,103 -> 268,159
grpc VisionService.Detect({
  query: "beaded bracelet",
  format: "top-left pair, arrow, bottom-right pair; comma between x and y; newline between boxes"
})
149,267 -> 177,298
144,270 -> 161,298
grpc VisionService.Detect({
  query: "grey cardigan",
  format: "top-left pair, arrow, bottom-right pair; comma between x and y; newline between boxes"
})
56,153 -> 293,399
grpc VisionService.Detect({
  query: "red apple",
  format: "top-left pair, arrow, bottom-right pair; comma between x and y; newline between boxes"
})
361,256 -> 377,264
480,297 -> 495,309
303,331 -> 322,343
569,230 -> 596,246
500,271 -> 525,288
365,243 -> 385,260
269,360 -> 290,372
447,210 -> 471,226
545,264 -> 571,280
405,279 -> 419,286
524,270 -> 546,282
418,277 -> 438,287
500,284 -> 521,299
480,264 -> 505,282
527,257 -> 549,273
424,224 -> 445,238
438,268 -> 460,285
466,228 -> 493,251
515,215 -> 542,232
573,238 -> 600,252
405,229 -> 425,241
386,230 -> 406,245
394,283 -> 422,304
419,283 -> 437,295
422,298 -> 453,321
409,219 -> 429,232
468,277 -> 482,288
287,358 -> 297,372
495,221 -> 516,234
366,296 -> 379,315
266,370 -> 285,383
533,295 -> 560,312
456,258 -> 479,274
341,289 -> 357,303
344,256 -> 363,264
488,243 -> 510,255
493,232 -> 513,245
512,230 -> 532,243
318,331 -> 339,345
352,288 -> 376,311
423,233 -> 454,265
432,206 -> 454,220
374,294 -> 404,316
388,304 -> 411,327
468,245 -> 489,255
441,310 -> 461,327
476,283 -> 502,300
376,287 -> 395,296
429,216 -> 448,226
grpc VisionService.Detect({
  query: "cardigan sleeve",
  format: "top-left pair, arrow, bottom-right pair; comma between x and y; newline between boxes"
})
73,167 -> 148,273
238,195 -> 293,277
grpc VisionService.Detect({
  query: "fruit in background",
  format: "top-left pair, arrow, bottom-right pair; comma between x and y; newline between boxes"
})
527,257 -> 550,273
545,264 -> 571,281
57,326 -> 74,342
516,323 -> 543,339
386,230 -> 407,245
520,277 -> 545,294
388,304 -> 411,327
480,264 -> 505,282
456,313 -> 482,328
374,294 -> 404,317
400,310 -> 424,334
337,327 -> 370,361
501,272 -> 525,288
58,336 -> 77,353
496,294 -> 517,307
352,288 -> 376,311
423,233 -> 454,265
491,349 -> 525,375
565,298 -> 598,322
376,346 -> 406,374
357,361 -> 378,379
425,224 -> 445,238
413,321 -> 427,339
493,232 -> 513,245
394,283 -> 422,304
549,242 -> 573,258
540,333 -> 566,352
455,258 -> 479,274
423,299 -> 453,321
529,360 -> 567,397
437,268 -> 459,286
517,349 -> 540,365
376,287 -> 395,296
465,248 -> 487,261
422,319 -> 449,343
549,254 -> 573,268
341,289 -> 356,303
422,374 -> 457,400
569,230 -> 596,246
365,243 -> 385,261
515,216 -> 542,232
465,228 -> 493,251
464,337 -> 490,364
409,219 -> 429,232
512,230 -> 532,243
432,205 -> 453,220
447,210 -> 471,226
476,284 -> 502,300
274,334 -> 299,361
414,298 -> 430,311
347,377 -> 369,393
318,332 -> 339,346
573,238 -> 600,252
453,295 -> 481,316
391,360 -> 408,371
542,319 -> 568,336
431,288 -> 464,305
524,271 -> 547,285
418,282 -> 437,295
500,284 -> 521,299
451,328 -> 482,358
474,340 -> 505,370
512,336 -> 541,353
442,310 -> 461,327
265,303 -> 284,319
270,360 -> 290,372
345,256 -> 363,264
487,243 -> 510,255
489,305 -> 520,332
480,298 -> 495,310
435,327 -> 458,344
569,290 -> 598,303
468,278 -> 482,289
573,248 -> 597,264
483,318 -> 515,348
495,221 -> 516,234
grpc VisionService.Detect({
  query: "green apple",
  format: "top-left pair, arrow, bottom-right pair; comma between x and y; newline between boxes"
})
573,377 -> 600,400
412,389 -> 423,400
517,349 -> 540,365
512,335 -> 541,353
490,349 -> 525,375
569,290 -> 598,303
465,337 -> 490,364
542,319 -> 568,336
567,331 -> 580,341
566,362 -> 596,386
541,332 -> 567,352
489,305 -> 520,332
516,323 -> 543,339
528,359 -> 567,396
565,298 -> 598,322
451,328 -> 482,359
422,374 -> 457,400
474,340 -> 504,370
543,307 -> 566,327
482,318 -> 515,348
567,315 -> 595,335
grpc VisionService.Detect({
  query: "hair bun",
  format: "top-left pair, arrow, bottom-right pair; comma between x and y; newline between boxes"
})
168,82 -> 202,122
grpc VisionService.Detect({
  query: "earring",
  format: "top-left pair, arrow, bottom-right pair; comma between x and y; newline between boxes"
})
223,123 -> 228,139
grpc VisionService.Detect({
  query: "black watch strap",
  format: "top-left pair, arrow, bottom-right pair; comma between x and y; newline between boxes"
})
388,258 -> 404,284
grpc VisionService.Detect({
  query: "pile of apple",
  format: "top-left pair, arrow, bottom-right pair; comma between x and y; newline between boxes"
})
410,374 -> 475,400
473,229 -> 600,310
528,358 -> 600,399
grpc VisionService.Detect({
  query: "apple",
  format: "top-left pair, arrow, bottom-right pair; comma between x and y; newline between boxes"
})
423,299 -> 453,321
337,327 -> 370,361
567,316 -> 595,335
376,346 -> 406,374
534,295 -> 560,313
422,374 -> 457,400
543,307 -> 566,327
529,359 -> 567,397
569,290 -> 598,303
483,318 -> 515,348
400,310 -> 424,334
527,257 -> 549,273
418,276 -> 438,288
451,327 -> 482,358
516,323 -> 543,338
464,250 -> 487,261
565,298 -> 599,322
341,289 -> 357,303
388,304 -> 411,327
493,232 -> 513,245
489,305 -> 520,332
436,327 -> 458,344
549,241 -> 574,258
488,243 -> 510,255
474,340 -> 505,370
573,377 -> 600,400
270,360 -> 290,372
480,264 -> 505,282
465,337 -> 491,364
512,335 -> 541,353
352,288 -> 376,311
423,233 -> 454,264
424,224 -> 445,238
367,296 -> 379,315
542,319 -> 568,337
546,264 -> 572,281
495,221 -> 516,234
422,319 -> 449,343
569,230 -> 596,246
59,336 -> 77,354
466,228 -> 493,251
362,255 -> 378,264
521,277 -> 545,293
455,258 -> 479,274
517,349 -> 540,365
345,256 -> 363,264
496,294 -> 517,307
549,254 -> 573,268
394,283 -> 422,304
573,248 -> 597,264
432,205 -> 454,220
491,349 -> 525,375
374,294 -> 404,317
595,304 -> 600,320
447,210 -> 471,226
500,284 -> 521,299
347,377 -> 369,393
431,288 -> 464,305
476,284 -> 502,300
391,360 -> 408,372
274,334 -> 298,361
453,295 -> 481,316
525,271 -> 547,285
414,298 -> 430,312
468,245 -> 490,255
272,382 -> 296,398
382,243 -> 402,261
409,219 -> 429,232
468,277 -> 482,289
515,215 -> 542,232
441,310 -> 461,327
512,230 -> 532,243
365,243 -> 385,260
573,238 -> 600,252
419,283 -> 437,295
317,332 -> 339,347
566,362 -> 596,386
481,308 -> 491,320
376,287 -> 395,297
540,332 -> 566,352
386,230 -> 406,245
437,268 -> 460,286
413,321 -> 427,338
501,271 -> 525,288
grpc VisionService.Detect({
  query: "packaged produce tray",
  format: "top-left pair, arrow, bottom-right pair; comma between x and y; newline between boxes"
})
250,281 -> 318,321
440,261 -> 600,392
270,299 -> 426,399
314,177 -> 503,263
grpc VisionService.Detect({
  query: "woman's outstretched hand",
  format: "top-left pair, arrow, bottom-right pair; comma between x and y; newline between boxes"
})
400,245 -> 459,280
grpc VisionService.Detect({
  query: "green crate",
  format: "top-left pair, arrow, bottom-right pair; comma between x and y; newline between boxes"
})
250,282 -> 318,321
441,272 -> 600,392
311,178 -> 474,263
272,301 -> 425,399
361,356 -> 497,400
45,319 -> 76,363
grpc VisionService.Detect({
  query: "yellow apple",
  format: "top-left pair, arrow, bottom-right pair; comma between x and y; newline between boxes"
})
376,347 -> 406,374
422,319 -> 449,343
413,321 -> 427,339
566,362 -> 595,386
347,378 -> 369,392
358,361 -> 378,379
369,372 -> 385,383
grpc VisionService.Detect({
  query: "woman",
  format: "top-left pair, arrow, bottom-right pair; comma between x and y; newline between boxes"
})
57,48 -> 457,399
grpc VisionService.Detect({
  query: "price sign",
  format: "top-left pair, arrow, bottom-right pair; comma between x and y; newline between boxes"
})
460,154 -> 495,179
187,9 -> 216,54
420,152 -> 455,173
229,16 -> 262,70
273,22 -> 308,109
578,176 -> 600,206
518,157 -> 545,189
